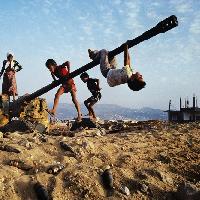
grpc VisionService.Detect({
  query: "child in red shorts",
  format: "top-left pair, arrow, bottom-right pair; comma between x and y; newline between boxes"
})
45,59 -> 82,122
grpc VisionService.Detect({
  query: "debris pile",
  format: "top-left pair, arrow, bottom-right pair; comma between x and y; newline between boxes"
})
19,98 -> 49,130
0,94 -> 9,127
0,120 -> 199,199
0,97 -> 49,134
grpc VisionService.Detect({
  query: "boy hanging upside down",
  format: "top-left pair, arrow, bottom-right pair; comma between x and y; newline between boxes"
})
88,43 -> 146,91
80,72 -> 101,120
45,59 -> 82,122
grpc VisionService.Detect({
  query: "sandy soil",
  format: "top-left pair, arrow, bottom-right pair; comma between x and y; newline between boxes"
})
0,120 -> 199,200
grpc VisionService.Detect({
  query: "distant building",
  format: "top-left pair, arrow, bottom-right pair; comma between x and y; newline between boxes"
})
165,95 -> 200,122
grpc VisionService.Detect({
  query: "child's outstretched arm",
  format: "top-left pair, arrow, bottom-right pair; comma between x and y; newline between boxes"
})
124,43 -> 131,67
51,73 -> 57,81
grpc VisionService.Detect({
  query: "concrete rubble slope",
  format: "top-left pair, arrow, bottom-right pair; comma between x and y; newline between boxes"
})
0,120 -> 199,200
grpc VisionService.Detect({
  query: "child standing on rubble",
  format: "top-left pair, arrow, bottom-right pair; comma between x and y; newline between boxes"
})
45,59 -> 82,122
80,72 -> 101,120
0,52 -> 22,101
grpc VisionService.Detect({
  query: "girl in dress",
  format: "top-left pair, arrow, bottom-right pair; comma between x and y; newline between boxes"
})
0,52 -> 22,101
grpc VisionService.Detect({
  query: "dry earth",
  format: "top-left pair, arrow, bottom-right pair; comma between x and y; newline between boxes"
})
0,120 -> 199,200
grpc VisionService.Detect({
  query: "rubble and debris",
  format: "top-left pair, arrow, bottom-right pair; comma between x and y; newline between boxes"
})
157,153 -> 171,164
173,182 -> 200,200
0,97 -> 49,134
60,141 -> 74,154
101,168 -> 114,196
120,185 -> 130,196
0,120 -> 200,199
70,118 -> 97,131
0,131 -> 3,138
8,159 -> 33,171
33,182 -> 49,200
0,120 -> 33,133
47,176 -> 56,200
0,144 -> 20,153
47,164 -> 65,175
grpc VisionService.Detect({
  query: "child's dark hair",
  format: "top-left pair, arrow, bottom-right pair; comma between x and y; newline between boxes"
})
127,79 -> 146,91
45,59 -> 57,68
80,72 -> 89,79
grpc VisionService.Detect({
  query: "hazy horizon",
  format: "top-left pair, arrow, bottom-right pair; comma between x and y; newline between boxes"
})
48,101 -> 164,110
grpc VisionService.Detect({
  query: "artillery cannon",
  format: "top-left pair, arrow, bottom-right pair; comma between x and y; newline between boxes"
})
0,15 -> 178,130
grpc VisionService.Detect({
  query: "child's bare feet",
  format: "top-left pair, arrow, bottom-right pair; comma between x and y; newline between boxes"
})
88,49 -> 99,60
48,109 -> 55,116
92,117 -> 97,122
76,114 -> 82,122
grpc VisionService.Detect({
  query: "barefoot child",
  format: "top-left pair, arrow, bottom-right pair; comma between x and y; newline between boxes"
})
80,72 -> 101,120
45,59 -> 82,122
88,43 -> 146,91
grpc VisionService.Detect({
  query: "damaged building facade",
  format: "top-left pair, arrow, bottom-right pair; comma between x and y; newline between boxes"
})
166,95 -> 200,122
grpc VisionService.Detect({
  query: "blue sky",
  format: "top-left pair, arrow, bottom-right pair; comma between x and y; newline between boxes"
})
0,0 -> 199,109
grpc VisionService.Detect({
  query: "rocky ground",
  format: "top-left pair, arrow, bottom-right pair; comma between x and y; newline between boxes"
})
0,120 -> 199,200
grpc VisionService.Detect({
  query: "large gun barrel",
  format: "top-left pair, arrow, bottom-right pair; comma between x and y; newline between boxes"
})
15,15 -> 178,106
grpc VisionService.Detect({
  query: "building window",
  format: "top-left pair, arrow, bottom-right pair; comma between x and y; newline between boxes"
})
172,115 -> 177,121
196,116 -> 200,120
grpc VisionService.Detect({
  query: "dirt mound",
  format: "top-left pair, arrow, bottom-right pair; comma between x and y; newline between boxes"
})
0,120 -> 199,199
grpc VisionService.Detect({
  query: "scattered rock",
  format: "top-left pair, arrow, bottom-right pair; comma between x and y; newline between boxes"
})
130,179 -> 150,195
38,135 -> 48,143
68,131 -> 76,137
60,141 -> 74,153
18,140 -> 34,149
0,131 -> 3,138
120,185 -> 130,196
173,182 -> 200,200
35,123 -> 47,134
140,183 -> 149,194
8,159 -> 33,171
47,164 -> 65,175
70,118 -> 97,131
101,168 -> 114,196
0,120 -> 200,199
81,140 -> 95,152
141,168 -> 173,185
0,144 -> 20,153
157,153 -> 171,164
187,138 -> 193,147
0,120 -> 33,133
135,170 -> 148,180
159,172 -> 173,185
33,182 -> 49,200
47,176 -> 56,200
99,128 -> 107,135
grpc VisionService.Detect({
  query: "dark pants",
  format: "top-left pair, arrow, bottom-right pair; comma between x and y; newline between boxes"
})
84,92 -> 101,107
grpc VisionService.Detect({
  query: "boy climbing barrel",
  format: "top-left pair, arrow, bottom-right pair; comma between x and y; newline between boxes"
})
45,59 -> 82,122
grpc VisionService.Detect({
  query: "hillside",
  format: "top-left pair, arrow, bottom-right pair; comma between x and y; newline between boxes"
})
49,103 -> 167,121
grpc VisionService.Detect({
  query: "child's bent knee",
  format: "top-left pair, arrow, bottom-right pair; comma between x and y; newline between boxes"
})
84,100 -> 87,106
100,49 -> 108,55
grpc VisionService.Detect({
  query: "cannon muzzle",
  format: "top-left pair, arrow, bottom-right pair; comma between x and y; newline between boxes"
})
156,15 -> 178,33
